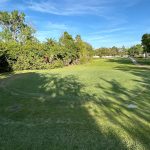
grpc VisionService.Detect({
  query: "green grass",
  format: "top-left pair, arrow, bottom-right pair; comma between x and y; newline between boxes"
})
135,58 -> 150,65
0,58 -> 150,150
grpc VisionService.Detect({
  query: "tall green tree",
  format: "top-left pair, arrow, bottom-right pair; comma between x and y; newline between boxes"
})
0,10 -> 35,43
142,34 -> 150,54
128,44 -> 143,56
75,35 -> 84,58
75,35 -> 93,63
59,32 -> 77,65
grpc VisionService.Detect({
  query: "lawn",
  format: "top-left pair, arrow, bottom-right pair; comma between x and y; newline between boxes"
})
135,58 -> 150,65
0,58 -> 150,150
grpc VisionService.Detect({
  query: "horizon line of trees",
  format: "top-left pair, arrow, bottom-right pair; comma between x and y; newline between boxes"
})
94,34 -> 150,57
0,10 -> 93,73
94,46 -> 127,57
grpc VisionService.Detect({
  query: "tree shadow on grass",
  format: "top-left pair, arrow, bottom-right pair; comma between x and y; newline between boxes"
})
95,78 -> 150,147
94,58 -> 150,149
0,72 -> 128,150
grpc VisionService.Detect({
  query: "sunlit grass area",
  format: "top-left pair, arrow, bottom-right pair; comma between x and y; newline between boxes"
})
0,58 -> 150,150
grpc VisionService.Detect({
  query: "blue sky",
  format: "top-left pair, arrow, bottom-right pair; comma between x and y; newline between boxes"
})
0,0 -> 150,48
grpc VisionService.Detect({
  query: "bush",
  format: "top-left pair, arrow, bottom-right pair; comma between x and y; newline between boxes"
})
51,60 -> 64,69
0,11 -> 93,73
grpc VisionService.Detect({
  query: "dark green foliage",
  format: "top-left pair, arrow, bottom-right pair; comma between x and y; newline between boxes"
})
59,32 -> 79,65
0,11 -> 93,72
0,54 -> 12,73
142,33 -> 150,53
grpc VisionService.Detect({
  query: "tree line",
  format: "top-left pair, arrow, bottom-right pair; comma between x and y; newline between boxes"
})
94,46 -> 127,57
94,34 -> 150,58
0,10 -> 93,73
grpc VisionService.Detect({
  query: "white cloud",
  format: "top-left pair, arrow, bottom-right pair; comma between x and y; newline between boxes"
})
27,0 -> 107,16
39,21 -> 77,33
89,27 -> 126,35
26,0 -> 141,16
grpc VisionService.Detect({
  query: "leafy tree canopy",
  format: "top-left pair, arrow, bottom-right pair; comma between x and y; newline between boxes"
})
142,33 -> 150,53
0,10 -> 35,43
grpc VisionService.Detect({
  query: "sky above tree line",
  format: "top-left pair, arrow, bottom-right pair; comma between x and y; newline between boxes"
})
0,0 -> 150,48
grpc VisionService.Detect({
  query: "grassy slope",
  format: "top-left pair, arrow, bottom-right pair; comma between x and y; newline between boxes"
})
0,58 -> 150,150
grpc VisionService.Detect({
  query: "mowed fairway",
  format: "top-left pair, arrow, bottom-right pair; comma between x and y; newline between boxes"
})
0,58 -> 150,150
